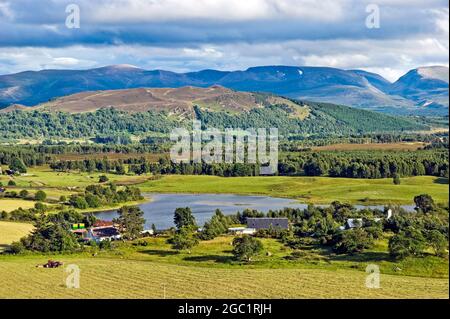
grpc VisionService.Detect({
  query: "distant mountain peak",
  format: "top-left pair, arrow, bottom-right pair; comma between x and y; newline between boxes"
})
417,66 -> 449,83
0,65 -> 447,115
97,64 -> 143,71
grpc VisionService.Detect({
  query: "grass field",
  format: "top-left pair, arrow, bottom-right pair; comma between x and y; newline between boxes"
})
0,199 -> 36,212
0,235 -> 447,299
0,221 -> 33,252
0,167 -> 152,211
137,175 -> 449,205
0,167 -> 150,189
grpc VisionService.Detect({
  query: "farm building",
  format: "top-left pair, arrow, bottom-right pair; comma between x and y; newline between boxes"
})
89,226 -> 121,242
339,218 -> 383,231
71,221 -> 121,243
246,218 -> 289,230
228,227 -> 256,235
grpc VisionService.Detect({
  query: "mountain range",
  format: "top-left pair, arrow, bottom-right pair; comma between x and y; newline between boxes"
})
0,64 -> 448,115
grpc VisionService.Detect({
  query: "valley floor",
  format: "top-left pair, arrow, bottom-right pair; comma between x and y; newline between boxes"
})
139,175 -> 449,205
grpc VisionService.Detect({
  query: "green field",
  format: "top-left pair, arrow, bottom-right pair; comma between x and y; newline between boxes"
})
0,167 -> 151,212
0,221 -> 34,252
0,199 -> 37,212
0,167 -> 150,189
138,175 -> 449,205
2,168 -> 448,209
0,235 -> 448,299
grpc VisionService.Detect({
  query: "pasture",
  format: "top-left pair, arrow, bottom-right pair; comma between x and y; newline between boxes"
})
137,175 -> 449,205
0,199 -> 36,212
0,235 -> 447,299
0,221 -> 33,252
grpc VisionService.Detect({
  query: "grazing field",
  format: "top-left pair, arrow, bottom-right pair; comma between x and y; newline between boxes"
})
0,221 -> 33,252
0,199 -> 36,212
311,142 -> 427,151
0,235 -> 447,299
0,167 -> 150,189
137,175 -> 449,205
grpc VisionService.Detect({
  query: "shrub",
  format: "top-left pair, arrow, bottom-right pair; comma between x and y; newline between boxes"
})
19,190 -> 29,199
169,226 -> 199,253
333,228 -> 374,254
389,226 -> 426,259
34,190 -> 47,202
99,175 -> 109,183
232,235 -> 263,262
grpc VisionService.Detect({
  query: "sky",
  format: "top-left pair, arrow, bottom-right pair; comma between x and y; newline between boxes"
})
0,0 -> 448,81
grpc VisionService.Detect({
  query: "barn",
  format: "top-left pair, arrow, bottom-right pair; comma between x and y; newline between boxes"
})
246,218 -> 289,230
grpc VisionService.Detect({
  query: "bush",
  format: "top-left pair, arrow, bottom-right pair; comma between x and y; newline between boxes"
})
34,202 -> 47,212
169,226 -> 199,253
414,194 -> 435,213
20,219 -> 80,253
34,190 -> 47,202
99,240 -> 112,250
389,226 -> 426,259
9,158 -> 27,174
69,195 -> 89,209
7,180 -> 16,186
333,228 -> 374,254
19,190 -> 29,199
232,235 -> 263,262
425,230 -> 448,257
99,175 -> 109,183
0,211 -> 8,220
8,241 -> 25,254
393,174 -> 401,185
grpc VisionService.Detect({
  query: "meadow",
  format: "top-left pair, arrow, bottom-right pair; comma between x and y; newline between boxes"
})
138,175 -> 449,205
0,221 -> 33,252
0,199 -> 36,212
0,234 -> 448,299
0,167 -> 152,211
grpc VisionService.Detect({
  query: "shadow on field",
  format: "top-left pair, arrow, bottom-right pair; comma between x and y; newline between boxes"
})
329,251 -> 391,262
183,254 -> 234,263
140,249 -> 179,257
433,177 -> 449,184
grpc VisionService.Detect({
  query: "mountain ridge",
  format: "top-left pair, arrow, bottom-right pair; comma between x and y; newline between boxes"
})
0,65 -> 447,115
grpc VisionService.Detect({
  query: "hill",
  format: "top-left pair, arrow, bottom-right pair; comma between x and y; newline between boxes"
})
0,65 -> 447,115
0,87 -> 427,139
390,66 -> 449,114
32,85 -> 299,116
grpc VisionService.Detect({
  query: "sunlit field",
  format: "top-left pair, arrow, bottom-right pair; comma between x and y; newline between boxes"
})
138,175 -> 449,205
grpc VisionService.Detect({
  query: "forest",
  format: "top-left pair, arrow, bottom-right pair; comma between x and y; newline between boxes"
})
0,100 -> 429,140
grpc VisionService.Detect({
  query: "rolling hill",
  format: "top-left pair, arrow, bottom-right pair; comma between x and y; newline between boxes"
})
0,65 -> 447,115
0,86 -> 428,139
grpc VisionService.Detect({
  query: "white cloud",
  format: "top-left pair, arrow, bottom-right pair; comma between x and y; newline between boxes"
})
0,1 -> 14,20
0,0 -> 447,79
86,0 -> 349,23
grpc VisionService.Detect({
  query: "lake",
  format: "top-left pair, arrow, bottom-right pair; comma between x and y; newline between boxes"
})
94,193 -> 416,230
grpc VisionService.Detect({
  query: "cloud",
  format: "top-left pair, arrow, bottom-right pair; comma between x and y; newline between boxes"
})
0,0 -> 448,80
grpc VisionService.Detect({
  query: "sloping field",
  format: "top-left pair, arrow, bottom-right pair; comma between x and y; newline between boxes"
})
33,86 -> 292,114
0,199 -> 36,212
0,221 -> 33,252
0,257 -> 447,299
